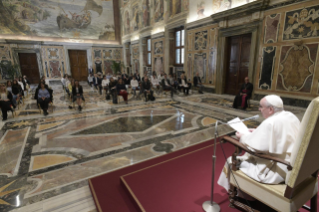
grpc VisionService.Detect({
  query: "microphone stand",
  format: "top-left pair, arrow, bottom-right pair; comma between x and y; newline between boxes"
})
202,120 -> 221,212
202,115 -> 259,212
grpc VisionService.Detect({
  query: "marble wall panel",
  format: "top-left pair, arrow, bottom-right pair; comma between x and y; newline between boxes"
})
194,53 -> 207,82
276,44 -> 317,92
154,57 -> 164,76
283,5 -> 319,41
264,14 -> 280,44
259,46 -> 276,90
49,60 -> 61,78
92,47 -> 123,74
0,45 -> 13,80
187,54 -> 192,80
41,46 -> 66,78
194,31 -> 208,50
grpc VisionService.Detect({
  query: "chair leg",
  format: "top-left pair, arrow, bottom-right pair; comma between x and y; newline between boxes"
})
310,193 -> 317,212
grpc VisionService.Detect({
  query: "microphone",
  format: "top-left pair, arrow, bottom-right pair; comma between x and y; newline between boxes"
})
241,115 -> 259,122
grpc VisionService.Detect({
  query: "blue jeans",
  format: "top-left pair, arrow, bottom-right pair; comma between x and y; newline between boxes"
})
132,86 -> 140,95
12,94 -> 18,106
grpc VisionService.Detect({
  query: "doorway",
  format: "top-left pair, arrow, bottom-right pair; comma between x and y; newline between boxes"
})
68,50 -> 88,81
18,53 -> 40,84
224,33 -> 251,95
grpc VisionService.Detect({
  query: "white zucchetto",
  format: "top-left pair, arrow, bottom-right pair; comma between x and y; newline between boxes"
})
265,95 -> 283,109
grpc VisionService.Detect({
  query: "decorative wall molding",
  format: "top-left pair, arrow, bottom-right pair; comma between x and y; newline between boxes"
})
211,0 -> 269,22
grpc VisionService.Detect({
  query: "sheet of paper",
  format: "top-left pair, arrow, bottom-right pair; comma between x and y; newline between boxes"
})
227,117 -> 250,134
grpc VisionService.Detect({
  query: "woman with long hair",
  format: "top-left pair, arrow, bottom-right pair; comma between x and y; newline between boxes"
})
72,80 -> 84,111
0,84 -> 14,121
38,82 -> 50,116
116,78 -> 128,104
6,81 -> 12,94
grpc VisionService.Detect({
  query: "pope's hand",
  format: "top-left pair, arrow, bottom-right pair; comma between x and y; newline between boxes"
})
236,132 -> 243,139
248,128 -> 256,133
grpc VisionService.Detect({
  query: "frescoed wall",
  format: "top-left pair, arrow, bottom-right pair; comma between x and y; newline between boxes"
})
131,44 -> 139,74
0,0 -> 119,42
255,1 -> 319,99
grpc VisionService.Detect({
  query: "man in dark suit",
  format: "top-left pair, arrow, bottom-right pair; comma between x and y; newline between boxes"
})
193,72 -> 204,94
178,74 -> 190,95
233,77 -> 253,110
88,66 -> 94,74
109,77 -> 118,104
161,74 -> 176,98
93,74 -> 102,94
134,73 -> 141,82
141,76 -> 153,101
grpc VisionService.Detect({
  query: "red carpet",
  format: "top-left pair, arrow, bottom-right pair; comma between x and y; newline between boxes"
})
89,139 -> 319,212
120,143 -> 235,212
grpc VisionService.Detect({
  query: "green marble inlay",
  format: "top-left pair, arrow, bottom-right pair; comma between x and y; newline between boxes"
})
74,115 -> 172,135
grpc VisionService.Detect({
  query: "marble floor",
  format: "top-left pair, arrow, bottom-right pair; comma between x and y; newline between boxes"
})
0,82 -> 306,212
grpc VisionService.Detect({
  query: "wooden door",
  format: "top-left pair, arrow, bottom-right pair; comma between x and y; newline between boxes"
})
68,50 -> 88,81
224,34 -> 251,95
18,53 -> 40,84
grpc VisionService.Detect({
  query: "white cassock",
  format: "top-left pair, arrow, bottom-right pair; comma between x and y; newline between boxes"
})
218,110 -> 300,191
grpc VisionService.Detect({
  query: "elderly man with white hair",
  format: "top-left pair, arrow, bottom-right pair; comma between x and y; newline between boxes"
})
218,94 -> 300,193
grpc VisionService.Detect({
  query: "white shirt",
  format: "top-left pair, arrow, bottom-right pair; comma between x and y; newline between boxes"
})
45,79 -> 50,85
65,80 -> 70,88
88,76 -> 93,83
130,79 -> 138,88
181,79 -> 188,87
164,79 -> 169,87
61,78 -> 66,86
18,81 -> 24,90
102,79 -> 109,87
151,76 -> 159,86
239,111 -> 300,184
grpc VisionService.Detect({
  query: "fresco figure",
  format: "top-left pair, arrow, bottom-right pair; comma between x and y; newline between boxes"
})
142,0 -> 150,27
154,0 -> 164,22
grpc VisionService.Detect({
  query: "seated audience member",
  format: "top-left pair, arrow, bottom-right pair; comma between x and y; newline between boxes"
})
88,66 -> 93,74
19,76 -> 26,91
130,76 -> 139,97
61,74 -> 66,88
64,76 -> 70,94
142,76 -> 154,101
151,73 -> 161,95
41,76 -> 50,86
106,73 -> 111,80
0,84 -> 14,121
134,73 -> 141,82
72,80 -> 84,111
218,95 -> 300,195
178,74 -> 190,95
23,75 -> 30,86
232,77 -> 253,110
38,82 -> 50,116
193,72 -> 204,94
17,77 -> 25,98
116,78 -> 128,104
102,75 -> 109,94
6,81 -> 12,95
93,74 -> 99,90
109,77 -> 118,104
161,74 -> 176,98
12,80 -> 21,106
87,73 -> 93,86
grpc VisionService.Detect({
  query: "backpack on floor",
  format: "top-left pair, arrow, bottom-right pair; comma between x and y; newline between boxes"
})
148,94 -> 155,101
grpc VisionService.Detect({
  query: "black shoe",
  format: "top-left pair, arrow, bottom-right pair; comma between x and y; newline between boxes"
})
199,91 -> 203,94
79,106 -> 82,111
68,106 -> 73,109
2,118 -> 7,121
44,111 -> 49,116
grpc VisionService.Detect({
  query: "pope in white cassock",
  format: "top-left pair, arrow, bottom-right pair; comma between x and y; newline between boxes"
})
218,95 -> 300,192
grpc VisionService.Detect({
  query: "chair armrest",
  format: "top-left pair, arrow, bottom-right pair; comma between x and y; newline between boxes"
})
221,135 -> 292,171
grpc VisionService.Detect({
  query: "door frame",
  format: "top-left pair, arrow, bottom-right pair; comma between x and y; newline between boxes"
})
215,20 -> 262,95
11,48 -> 43,79
64,45 -> 93,77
